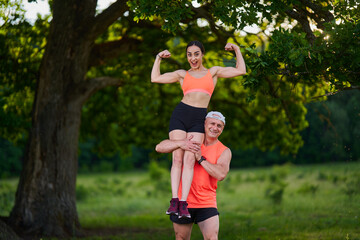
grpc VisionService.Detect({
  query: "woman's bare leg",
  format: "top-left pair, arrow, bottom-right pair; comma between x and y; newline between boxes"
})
169,130 -> 187,198
170,149 -> 184,198
181,132 -> 204,201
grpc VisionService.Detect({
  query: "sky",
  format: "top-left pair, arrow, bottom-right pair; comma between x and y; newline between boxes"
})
23,0 -> 49,21
23,0 -> 116,22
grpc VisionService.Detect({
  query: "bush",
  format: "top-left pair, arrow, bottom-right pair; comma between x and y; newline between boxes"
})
343,176 -> 360,198
265,181 -> 287,205
0,138 -> 23,178
149,160 -> 168,181
264,164 -> 291,205
268,163 -> 292,183
0,183 -> 15,215
297,182 -> 319,196
76,185 -> 89,202
93,161 -> 114,172
317,171 -> 328,181
148,160 -> 170,195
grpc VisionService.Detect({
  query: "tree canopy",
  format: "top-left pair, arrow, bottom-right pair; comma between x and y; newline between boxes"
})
2,0 -> 359,157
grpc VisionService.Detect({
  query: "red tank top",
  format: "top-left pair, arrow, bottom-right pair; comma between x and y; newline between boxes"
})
178,141 -> 228,208
181,69 -> 215,96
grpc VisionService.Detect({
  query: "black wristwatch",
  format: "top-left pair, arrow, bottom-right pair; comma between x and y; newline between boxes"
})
198,156 -> 206,165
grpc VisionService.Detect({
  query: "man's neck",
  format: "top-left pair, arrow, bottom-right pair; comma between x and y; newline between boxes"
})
203,136 -> 218,146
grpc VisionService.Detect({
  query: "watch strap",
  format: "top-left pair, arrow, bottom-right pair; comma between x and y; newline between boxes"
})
198,156 -> 206,164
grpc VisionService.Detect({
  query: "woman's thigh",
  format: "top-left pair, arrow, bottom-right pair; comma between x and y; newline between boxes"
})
170,129 -> 187,140
186,132 -> 204,144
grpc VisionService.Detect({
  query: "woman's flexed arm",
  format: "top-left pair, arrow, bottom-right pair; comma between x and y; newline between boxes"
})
213,43 -> 246,79
151,50 -> 184,84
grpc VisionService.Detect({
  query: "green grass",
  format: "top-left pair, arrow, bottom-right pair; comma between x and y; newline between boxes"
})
1,162 -> 360,239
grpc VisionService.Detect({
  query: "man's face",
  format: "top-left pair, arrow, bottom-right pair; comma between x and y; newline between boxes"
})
204,118 -> 225,138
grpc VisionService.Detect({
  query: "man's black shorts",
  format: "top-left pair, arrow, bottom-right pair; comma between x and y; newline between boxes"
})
170,208 -> 219,224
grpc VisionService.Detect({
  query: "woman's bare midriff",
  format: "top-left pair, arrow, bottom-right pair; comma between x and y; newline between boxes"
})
181,92 -> 211,108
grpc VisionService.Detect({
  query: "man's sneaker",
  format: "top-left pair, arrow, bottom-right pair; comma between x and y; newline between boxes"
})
166,198 -> 179,215
178,201 -> 191,218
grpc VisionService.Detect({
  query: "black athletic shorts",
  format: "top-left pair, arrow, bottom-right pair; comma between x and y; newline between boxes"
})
170,208 -> 219,224
168,102 -> 207,133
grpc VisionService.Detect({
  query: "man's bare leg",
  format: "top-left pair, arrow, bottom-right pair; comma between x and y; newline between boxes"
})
173,222 -> 193,240
198,215 -> 219,240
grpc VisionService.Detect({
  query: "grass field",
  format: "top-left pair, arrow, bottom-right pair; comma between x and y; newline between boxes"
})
1,161 -> 360,239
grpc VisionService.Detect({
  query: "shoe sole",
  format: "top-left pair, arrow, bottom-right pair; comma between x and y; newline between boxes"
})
166,211 -> 179,216
178,214 -> 191,219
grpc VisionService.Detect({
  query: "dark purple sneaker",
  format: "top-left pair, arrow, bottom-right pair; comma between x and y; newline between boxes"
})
178,201 -> 191,218
166,198 -> 179,215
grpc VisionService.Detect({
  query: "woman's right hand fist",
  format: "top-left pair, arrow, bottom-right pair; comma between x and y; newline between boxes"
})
158,50 -> 171,58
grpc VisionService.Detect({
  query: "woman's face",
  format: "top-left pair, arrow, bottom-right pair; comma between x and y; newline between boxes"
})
187,45 -> 204,70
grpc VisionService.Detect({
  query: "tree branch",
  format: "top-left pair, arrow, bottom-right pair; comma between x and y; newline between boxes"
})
285,8 -> 316,44
311,85 -> 360,99
177,3 -> 234,45
87,0 -> 129,40
190,4 -> 231,44
67,76 -> 125,105
265,77 -> 297,129
299,0 -> 334,25
88,76 -> 125,88
285,1 -> 334,43
211,97 -> 252,118
87,76 -> 125,103
88,37 -> 142,68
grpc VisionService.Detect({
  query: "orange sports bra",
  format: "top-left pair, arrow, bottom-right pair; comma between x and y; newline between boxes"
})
182,69 -> 215,96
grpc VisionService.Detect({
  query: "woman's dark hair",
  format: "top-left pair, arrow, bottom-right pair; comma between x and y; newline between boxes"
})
186,40 -> 205,54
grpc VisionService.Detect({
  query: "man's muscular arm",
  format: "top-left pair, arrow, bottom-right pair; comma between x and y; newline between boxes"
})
155,135 -> 201,153
195,148 -> 232,181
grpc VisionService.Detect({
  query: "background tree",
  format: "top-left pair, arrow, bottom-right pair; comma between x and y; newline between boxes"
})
0,0 -> 358,238
2,0 -> 145,237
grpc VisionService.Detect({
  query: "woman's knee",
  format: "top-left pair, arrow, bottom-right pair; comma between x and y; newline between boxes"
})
172,154 -> 183,167
183,153 -> 195,168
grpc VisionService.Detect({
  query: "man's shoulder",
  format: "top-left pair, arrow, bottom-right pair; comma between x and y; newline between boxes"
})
217,140 -> 228,150
201,141 -> 229,150
216,141 -> 231,159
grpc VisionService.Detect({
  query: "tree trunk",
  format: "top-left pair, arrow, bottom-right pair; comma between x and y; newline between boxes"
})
9,99 -> 84,237
7,0 -> 138,237
9,0 -> 97,237
0,218 -> 21,240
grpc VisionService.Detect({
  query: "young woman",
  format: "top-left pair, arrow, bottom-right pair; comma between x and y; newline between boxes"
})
151,40 -> 246,218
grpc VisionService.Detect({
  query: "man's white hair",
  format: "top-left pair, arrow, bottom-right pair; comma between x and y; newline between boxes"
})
206,111 -> 225,125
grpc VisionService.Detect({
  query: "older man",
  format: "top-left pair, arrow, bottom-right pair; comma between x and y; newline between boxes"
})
156,111 -> 232,240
